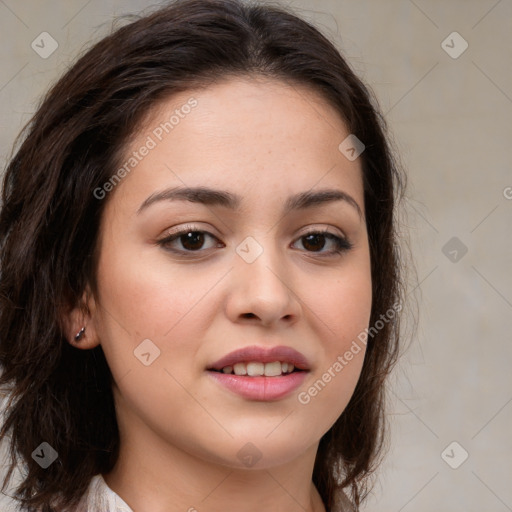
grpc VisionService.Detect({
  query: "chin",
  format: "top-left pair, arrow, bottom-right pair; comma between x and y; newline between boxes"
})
201,431 -> 317,470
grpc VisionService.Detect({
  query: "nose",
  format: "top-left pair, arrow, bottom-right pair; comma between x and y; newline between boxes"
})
224,239 -> 302,328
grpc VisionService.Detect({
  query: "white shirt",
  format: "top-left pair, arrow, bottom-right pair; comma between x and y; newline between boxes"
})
73,473 -> 354,512
72,474 -> 134,512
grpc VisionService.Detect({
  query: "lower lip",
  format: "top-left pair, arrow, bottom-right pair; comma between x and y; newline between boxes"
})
207,371 -> 308,401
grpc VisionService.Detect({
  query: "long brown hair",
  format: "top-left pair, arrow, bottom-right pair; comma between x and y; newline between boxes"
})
0,1 -> 407,510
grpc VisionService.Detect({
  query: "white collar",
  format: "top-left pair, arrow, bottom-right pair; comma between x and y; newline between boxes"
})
75,474 -> 134,512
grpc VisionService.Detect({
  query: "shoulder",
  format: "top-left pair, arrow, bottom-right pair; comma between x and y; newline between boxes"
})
70,474 -> 134,512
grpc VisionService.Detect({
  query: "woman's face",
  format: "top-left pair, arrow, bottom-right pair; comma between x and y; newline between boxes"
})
86,76 -> 372,469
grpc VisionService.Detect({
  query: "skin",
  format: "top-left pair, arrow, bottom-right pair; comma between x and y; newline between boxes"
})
65,76 -> 372,512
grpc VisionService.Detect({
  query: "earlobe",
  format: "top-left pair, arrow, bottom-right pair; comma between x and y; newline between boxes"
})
74,326 -> 86,342
62,286 -> 101,349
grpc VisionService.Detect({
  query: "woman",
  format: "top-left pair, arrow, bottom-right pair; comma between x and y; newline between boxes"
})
0,0 -> 407,510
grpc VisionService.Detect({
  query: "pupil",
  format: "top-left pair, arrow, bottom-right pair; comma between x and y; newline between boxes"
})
303,234 -> 325,252
182,231 -> 204,250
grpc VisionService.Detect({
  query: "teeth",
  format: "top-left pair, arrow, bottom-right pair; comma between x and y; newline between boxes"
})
264,361 -> 282,377
247,362 -> 264,376
233,363 -> 247,376
220,361 -> 296,376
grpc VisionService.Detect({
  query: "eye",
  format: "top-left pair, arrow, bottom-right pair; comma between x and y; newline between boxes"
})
292,229 -> 353,256
158,225 -> 223,253
157,225 -> 353,257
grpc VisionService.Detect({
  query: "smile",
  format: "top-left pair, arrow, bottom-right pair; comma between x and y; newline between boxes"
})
214,361 -> 298,376
206,345 -> 310,401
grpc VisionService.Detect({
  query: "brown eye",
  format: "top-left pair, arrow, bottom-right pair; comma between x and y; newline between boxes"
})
158,227 -> 223,253
301,233 -> 327,252
177,231 -> 207,251
293,230 -> 352,255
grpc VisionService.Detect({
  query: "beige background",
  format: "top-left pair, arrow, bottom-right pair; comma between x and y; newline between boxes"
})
1,1 -> 511,511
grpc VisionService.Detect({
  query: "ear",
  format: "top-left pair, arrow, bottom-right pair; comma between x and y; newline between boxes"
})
61,284 -> 101,350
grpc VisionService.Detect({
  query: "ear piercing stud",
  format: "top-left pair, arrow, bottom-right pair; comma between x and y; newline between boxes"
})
74,327 -> 86,341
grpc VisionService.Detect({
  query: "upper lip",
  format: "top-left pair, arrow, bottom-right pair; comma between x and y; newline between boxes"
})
207,345 -> 310,371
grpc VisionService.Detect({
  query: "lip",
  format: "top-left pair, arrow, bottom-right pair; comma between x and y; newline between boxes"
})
207,345 -> 311,371
206,345 -> 310,402
207,371 -> 307,401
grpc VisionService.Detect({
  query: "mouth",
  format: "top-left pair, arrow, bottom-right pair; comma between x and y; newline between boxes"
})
209,360 -> 303,377
207,345 -> 310,374
206,345 -> 310,401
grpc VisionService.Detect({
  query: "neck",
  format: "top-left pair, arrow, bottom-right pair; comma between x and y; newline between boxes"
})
103,400 -> 326,512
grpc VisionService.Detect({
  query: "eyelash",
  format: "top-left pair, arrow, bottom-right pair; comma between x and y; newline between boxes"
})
157,224 -> 353,257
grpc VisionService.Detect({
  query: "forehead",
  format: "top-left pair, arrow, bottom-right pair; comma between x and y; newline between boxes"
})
110,76 -> 364,215
143,75 -> 348,150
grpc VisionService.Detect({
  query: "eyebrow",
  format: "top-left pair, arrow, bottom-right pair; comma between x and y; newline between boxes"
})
137,186 -> 363,220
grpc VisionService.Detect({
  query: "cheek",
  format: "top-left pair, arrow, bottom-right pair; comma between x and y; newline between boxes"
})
311,255 -> 373,347
296,258 -> 372,421
322,276 -> 372,331
93,245 -> 223,435
93,240 -> 222,373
